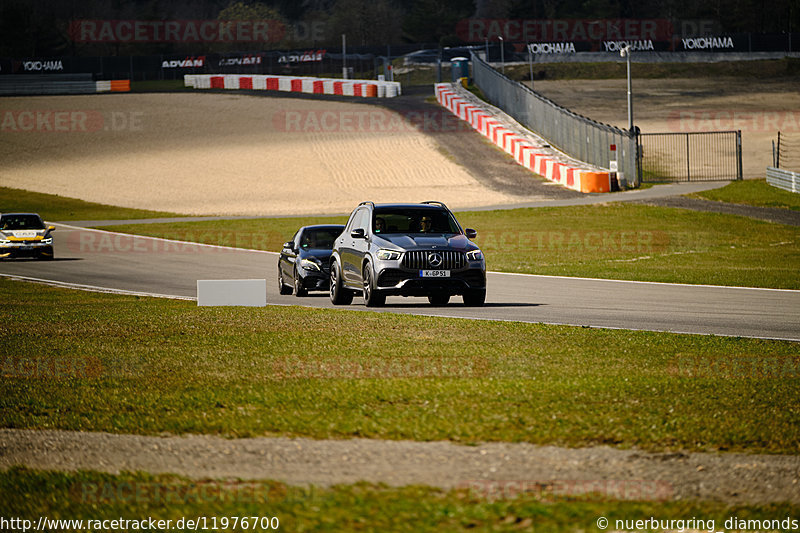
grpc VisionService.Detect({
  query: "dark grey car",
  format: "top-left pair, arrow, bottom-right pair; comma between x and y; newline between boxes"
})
329,201 -> 486,307
278,225 -> 345,296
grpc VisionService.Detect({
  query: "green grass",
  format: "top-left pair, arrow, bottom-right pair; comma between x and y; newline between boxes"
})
0,186 -> 186,222
3,468 -> 798,532
693,179 -> 800,211
102,203 -> 800,289
2,278 -> 798,454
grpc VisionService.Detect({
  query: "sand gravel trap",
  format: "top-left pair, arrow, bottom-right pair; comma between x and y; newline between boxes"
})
0,93 -> 525,216
3,429 -> 799,504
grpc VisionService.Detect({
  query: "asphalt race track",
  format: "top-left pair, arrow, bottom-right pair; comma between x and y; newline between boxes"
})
1,223 -> 798,342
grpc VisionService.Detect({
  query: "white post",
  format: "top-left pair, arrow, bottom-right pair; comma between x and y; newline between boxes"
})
499,36 -> 505,75
620,45 -> 634,132
342,34 -> 347,79
528,43 -> 534,89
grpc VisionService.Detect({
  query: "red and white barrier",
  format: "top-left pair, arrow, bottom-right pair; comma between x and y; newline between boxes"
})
185,74 -> 401,98
435,83 -> 610,194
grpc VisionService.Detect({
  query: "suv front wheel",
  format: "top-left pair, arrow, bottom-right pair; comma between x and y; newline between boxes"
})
362,263 -> 385,307
463,289 -> 486,307
329,260 -> 354,305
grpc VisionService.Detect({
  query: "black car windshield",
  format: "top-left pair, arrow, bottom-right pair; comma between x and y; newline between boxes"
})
300,228 -> 342,250
373,209 -> 460,234
1,214 -> 45,230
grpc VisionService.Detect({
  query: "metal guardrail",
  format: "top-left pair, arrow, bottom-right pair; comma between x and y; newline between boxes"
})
0,74 -> 97,96
639,131 -> 742,182
470,51 -> 638,187
766,166 -> 800,193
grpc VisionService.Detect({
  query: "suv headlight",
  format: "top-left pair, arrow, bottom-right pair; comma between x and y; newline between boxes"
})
377,249 -> 401,261
299,258 -> 321,271
466,249 -> 483,261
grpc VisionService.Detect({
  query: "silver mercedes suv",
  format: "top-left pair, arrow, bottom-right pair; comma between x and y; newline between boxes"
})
329,201 -> 486,307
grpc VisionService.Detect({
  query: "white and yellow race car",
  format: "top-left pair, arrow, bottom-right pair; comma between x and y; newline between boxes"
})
0,213 -> 55,260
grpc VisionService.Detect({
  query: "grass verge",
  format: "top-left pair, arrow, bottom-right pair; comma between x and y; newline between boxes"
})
101,203 -> 800,289
0,187 -> 185,222
2,278 -> 798,453
692,179 -> 800,211
3,468 -> 798,532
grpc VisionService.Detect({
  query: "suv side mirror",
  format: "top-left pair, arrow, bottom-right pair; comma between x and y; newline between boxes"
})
465,228 -> 477,239
350,228 -> 366,239
283,241 -> 295,250
47,226 -> 56,232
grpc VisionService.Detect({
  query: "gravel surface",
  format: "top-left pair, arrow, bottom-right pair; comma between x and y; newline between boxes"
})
0,91 -> 561,216
1,429 -> 798,504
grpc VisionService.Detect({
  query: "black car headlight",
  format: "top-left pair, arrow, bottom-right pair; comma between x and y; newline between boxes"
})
300,258 -> 322,271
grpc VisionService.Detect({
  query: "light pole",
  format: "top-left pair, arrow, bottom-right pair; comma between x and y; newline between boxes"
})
620,44 -> 633,132
528,43 -> 534,89
499,36 -> 504,74
342,34 -> 347,79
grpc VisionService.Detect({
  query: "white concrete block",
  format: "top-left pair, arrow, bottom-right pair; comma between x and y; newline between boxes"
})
197,279 -> 267,307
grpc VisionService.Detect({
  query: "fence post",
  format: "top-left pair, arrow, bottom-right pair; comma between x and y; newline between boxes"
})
635,130 -> 642,187
736,130 -> 743,180
685,133 -> 691,181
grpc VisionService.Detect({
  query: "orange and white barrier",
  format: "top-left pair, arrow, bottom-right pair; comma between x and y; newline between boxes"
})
435,83 -> 610,194
95,80 -> 131,93
185,74 -> 401,98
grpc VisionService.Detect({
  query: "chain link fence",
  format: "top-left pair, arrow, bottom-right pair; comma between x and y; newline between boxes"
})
470,51 -> 638,187
639,131 -> 743,182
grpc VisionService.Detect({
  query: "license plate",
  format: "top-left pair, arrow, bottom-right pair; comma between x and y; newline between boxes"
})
420,270 -> 450,278
21,245 -> 33,250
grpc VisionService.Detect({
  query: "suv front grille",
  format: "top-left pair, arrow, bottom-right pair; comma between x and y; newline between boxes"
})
402,250 -> 465,270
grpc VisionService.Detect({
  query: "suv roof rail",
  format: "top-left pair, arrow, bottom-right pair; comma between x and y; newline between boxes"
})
421,201 -> 449,210
358,201 -> 375,208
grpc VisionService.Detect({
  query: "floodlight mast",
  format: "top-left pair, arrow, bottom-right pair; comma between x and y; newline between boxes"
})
620,45 -> 634,133
499,36 -> 505,74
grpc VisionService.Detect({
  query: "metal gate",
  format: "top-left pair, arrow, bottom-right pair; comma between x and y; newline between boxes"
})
639,131 -> 742,182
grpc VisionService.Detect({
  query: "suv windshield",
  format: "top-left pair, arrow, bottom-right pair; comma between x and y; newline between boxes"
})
373,208 -> 460,235
1,214 -> 45,230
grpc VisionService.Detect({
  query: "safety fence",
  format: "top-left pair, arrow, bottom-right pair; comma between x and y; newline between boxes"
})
436,83 -> 611,193
470,51 -> 638,187
185,74 -> 401,98
639,131 -> 742,182
0,74 -> 130,96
